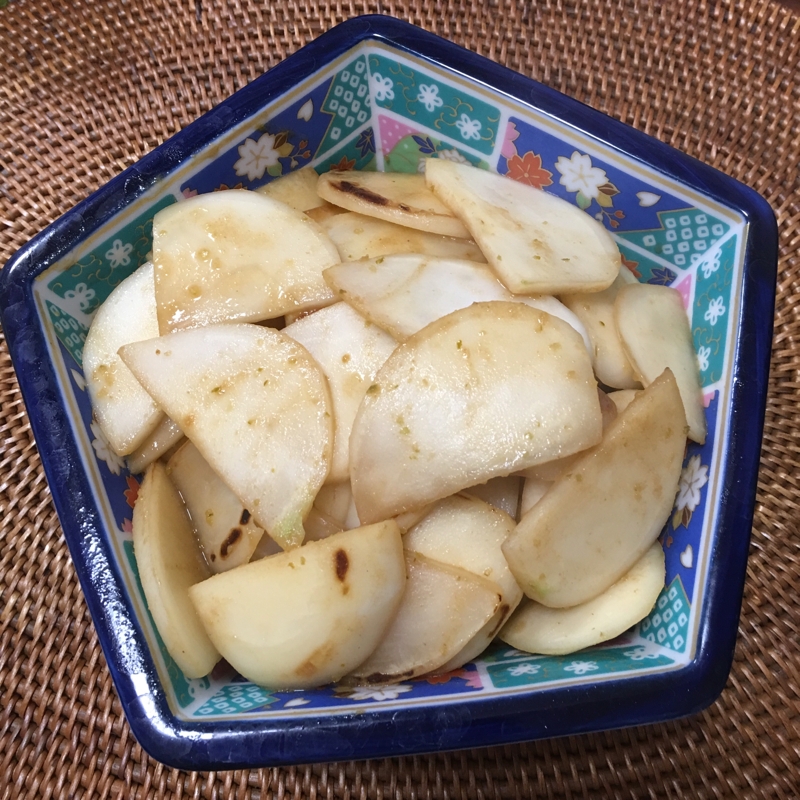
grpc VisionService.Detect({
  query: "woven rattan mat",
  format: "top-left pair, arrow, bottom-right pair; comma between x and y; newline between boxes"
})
1,1 -> 798,797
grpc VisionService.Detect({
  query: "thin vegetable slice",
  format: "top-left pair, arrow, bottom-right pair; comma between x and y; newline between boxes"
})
153,191 -> 338,333
317,171 -> 470,238
133,462 -> 220,679
350,301 -> 602,523
502,369 -> 686,608
499,542 -> 665,654
425,159 -> 620,295
120,323 -> 333,550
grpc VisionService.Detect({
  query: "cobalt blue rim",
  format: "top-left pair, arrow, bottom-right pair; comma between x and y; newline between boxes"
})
0,15 -> 777,770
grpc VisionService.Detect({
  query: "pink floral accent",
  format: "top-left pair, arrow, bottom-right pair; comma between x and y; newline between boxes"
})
673,273 -> 693,310
501,120 -> 520,159
122,518 -> 133,534
378,114 -> 418,152
182,188 -> 198,199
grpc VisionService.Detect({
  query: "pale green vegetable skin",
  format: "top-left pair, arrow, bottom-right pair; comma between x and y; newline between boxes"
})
499,542 -> 665,655
189,521 -> 406,689
350,301 -> 602,524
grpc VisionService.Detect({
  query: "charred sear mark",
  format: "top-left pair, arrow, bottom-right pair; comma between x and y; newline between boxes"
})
239,509 -> 251,525
333,181 -> 389,206
335,548 -> 349,581
220,528 -> 242,558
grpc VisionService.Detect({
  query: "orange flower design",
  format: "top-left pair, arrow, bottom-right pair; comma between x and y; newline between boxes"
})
124,475 -> 140,509
330,155 -> 356,172
506,151 -> 553,189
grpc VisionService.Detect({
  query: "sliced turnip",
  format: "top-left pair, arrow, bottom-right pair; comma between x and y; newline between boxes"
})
499,542 -> 665,655
133,461 -> 220,678
120,323 -> 333,550
502,369 -> 687,608
350,301 -> 602,523
126,416 -> 185,475
404,494 -> 523,669
284,302 -> 397,483
425,159 -> 620,295
190,521 -> 406,689
321,212 -> 485,263
615,283 -> 707,443
153,191 -> 338,333
324,254 -> 591,351
462,476 -> 522,520
317,171 -> 470,238
83,262 -> 163,456
348,551 -> 501,683
167,441 -> 265,573
561,266 -> 641,389
255,167 -> 324,211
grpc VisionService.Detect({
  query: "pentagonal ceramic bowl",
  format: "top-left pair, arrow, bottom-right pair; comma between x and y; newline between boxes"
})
0,15 -> 777,770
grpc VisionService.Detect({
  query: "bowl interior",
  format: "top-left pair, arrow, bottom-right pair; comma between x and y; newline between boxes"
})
33,36 -> 745,723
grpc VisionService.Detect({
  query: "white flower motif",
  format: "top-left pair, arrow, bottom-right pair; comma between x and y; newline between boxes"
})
417,83 -> 443,112
508,663 -> 541,676
417,157 -> 428,174
234,133 -> 280,181
283,697 -> 310,708
697,345 -> 711,372
71,369 -> 86,391
370,73 -> 395,102
701,251 -> 722,280
105,239 -> 133,269
563,660 -> 599,676
455,113 -> 482,141
623,646 -> 660,661
704,295 -> 726,325
436,148 -> 469,164
90,420 -> 124,475
675,454 -> 709,513
344,683 -> 413,702
555,152 -> 608,200
63,282 -> 96,312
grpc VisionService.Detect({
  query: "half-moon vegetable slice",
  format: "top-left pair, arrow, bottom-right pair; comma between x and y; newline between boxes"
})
83,262 -> 163,456
190,521 -> 406,689
153,191 -> 338,332
425,159 -> 620,295
133,461 -> 220,678
502,369 -> 686,608
317,171 -> 470,238
120,323 -> 333,550
499,542 -> 665,654
350,301 -> 602,523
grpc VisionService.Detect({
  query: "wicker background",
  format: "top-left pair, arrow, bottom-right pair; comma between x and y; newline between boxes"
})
1,1 -> 798,797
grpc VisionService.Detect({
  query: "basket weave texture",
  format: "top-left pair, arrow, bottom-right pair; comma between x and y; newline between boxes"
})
1,1 -> 798,797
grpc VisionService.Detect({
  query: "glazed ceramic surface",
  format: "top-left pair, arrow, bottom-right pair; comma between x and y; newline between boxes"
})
0,16 -> 776,769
